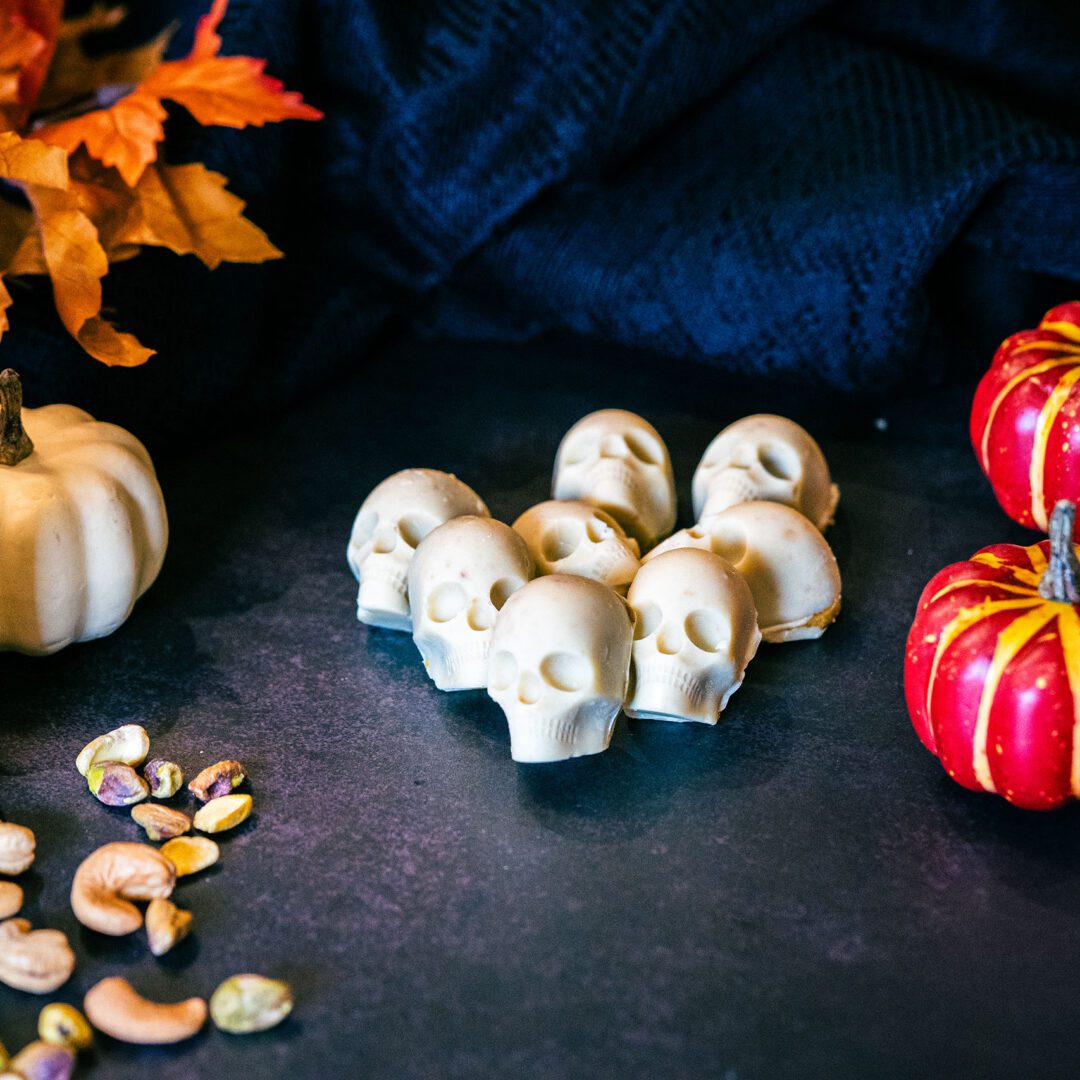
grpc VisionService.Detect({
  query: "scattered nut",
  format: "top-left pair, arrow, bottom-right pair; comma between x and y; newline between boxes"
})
38,1003 -> 93,1051
0,881 -> 23,919
87,762 -> 149,807
189,759 -> 246,802
144,758 -> 183,799
159,836 -> 219,877
145,898 -> 193,957
131,803 -> 191,842
70,842 -> 175,936
0,821 -> 35,875
83,976 -> 207,1044
75,724 -> 150,776
193,793 -> 252,834
0,919 -> 76,994
9,1040 -> 75,1080
210,974 -> 294,1034
0,1038 -> 6,1068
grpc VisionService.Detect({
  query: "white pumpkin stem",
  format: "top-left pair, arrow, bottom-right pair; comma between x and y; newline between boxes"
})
0,369 -> 33,466
1038,500 -> 1080,604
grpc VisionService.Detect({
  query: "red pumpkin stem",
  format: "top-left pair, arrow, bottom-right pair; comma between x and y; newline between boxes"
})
1038,500 -> 1080,604
0,369 -> 33,467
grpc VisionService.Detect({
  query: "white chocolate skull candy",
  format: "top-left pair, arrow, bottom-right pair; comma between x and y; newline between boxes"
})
646,501 -> 841,642
512,500 -> 641,594
408,516 -> 533,691
625,548 -> 760,725
552,409 -> 676,551
691,414 -> 839,530
487,575 -> 634,762
347,469 -> 489,631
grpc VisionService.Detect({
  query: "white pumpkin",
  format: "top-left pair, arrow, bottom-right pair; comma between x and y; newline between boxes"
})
0,370 -> 168,656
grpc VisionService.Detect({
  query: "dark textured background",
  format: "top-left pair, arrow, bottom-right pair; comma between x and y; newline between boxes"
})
4,340 -> 1079,1079
4,0 -> 1080,442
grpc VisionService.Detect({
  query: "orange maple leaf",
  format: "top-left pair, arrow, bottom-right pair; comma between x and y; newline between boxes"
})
34,0 -> 321,186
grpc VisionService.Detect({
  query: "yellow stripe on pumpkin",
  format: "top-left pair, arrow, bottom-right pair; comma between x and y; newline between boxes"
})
931,578 -> 1037,603
1027,543 -> 1049,577
971,604 -> 1059,791
1040,321 -> 1080,345
1029,366 -> 1080,531
924,597 -> 1044,724
1056,608 -> 1080,797
972,551 -> 1042,588
979,357 -> 1079,471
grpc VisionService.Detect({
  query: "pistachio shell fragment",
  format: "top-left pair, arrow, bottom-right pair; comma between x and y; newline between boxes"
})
9,1040 -> 75,1080
75,724 -> 150,777
159,836 -> 220,877
145,898 -> 193,957
0,881 -> 23,919
38,1003 -> 93,1051
189,760 -> 246,803
144,759 -> 183,799
193,794 -> 252,835
87,763 -> 148,807
210,974 -> 294,1034
131,803 -> 191,842
0,821 -> 35,874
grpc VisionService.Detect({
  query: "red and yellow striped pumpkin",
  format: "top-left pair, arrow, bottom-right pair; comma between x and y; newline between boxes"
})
971,302 -> 1080,534
904,502 -> 1080,810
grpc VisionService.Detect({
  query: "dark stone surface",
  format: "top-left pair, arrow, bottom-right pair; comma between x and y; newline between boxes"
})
3,339 -> 1078,1078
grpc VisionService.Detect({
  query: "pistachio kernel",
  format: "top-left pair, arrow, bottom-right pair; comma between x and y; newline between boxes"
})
143,759 -> 183,799
193,793 -> 252,835
38,1002 -> 93,1051
159,836 -> 220,877
188,760 -> 246,803
131,803 -> 191,842
209,974 -> 293,1034
9,1039 -> 75,1080
145,898 -> 193,957
87,763 -> 149,807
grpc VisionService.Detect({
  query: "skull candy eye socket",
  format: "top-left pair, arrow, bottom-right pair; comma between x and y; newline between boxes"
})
427,582 -> 468,623
624,432 -> 662,465
539,652 -> 591,692
541,520 -> 585,562
758,442 -> 799,481
490,577 -> 523,610
633,602 -> 661,640
489,651 -> 517,690
398,512 -> 439,548
684,610 -> 727,652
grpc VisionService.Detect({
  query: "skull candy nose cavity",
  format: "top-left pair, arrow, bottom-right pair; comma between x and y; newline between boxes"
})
656,623 -> 684,655
586,518 -> 613,543
372,525 -> 398,554
467,598 -> 495,631
518,672 -> 542,704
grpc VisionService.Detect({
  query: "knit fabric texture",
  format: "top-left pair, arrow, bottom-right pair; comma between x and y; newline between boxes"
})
5,0 -> 1080,442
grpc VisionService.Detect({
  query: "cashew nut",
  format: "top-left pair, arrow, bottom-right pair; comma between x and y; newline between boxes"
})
0,919 -> 76,993
70,842 -> 175,936
83,977 -> 207,1044
0,881 -> 23,919
0,821 -> 35,875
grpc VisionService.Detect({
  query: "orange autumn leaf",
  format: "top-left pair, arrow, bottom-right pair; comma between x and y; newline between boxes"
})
0,7 -> 49,129
117,162 -> 281,268
0,126 -> 66,185
0,275 -> 11,339
34,0 -> 320,186
23,181 -> 153,365
37,88 -> 166,186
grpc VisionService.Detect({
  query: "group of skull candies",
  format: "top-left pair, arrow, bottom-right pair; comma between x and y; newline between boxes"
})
347,410 -> 842,763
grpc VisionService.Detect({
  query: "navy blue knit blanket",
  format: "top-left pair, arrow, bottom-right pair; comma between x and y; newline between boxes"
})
6,0 -> 1080,441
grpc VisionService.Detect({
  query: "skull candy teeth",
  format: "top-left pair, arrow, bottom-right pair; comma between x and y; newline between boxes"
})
691,414 -> 838,529
512,500 -> 640,594
408,516 -> 534,691
552,409 -> 676,551
487,575 -> 634,762
347,469 -> 489,631
625,548 -> 761,724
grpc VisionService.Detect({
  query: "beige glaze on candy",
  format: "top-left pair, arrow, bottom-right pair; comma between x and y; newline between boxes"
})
552,409 -> 676,551
0,395 -> 168,656
408,516 -> 533,691
647,501 -> 841,642
691,414 -> 839,530
625,548 -> 760,724
512,500 -> 640,594
487,575 -> 634,762
347,469 -> 489,632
